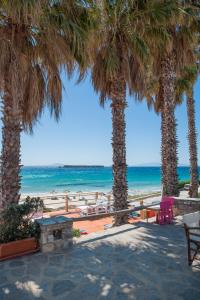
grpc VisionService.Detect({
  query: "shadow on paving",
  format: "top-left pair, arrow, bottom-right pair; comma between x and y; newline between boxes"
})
0,221 -> 200,300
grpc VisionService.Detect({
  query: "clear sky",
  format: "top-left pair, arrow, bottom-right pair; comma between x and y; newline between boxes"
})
0,72 -> 199,166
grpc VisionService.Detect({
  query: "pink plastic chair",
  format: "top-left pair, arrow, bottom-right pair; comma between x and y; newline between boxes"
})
156,197 -> 174,225
162,196 -> 174,205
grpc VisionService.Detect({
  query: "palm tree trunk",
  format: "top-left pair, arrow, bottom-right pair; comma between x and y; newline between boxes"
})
186,90 -> 199,198
160,53 -> 179,196
158,77 -> 168,196
0,72 -> 22,209
161,111 -> 168,195
111,76 -> 128,226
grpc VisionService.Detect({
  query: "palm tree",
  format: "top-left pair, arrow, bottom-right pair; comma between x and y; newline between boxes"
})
155,1 -> 199,196
176,66 -> 199,197
161,1 -> 200,196
137,56 -> 179,196
90,0 -> 178,225
139,4 -> 198,197
186,89 -> 199,197
0,1 -> 90,209
184,2 -> 200,197
160,52 -> 179,196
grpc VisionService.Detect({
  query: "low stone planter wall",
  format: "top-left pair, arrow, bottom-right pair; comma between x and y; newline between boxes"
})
36,216 -> 73,253
174,198 -> 200,216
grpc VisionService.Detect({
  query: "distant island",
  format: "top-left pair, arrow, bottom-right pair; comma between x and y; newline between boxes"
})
61,165 -> 105,168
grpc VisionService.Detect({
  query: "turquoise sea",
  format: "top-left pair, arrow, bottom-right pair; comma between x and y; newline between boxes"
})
21,166 -> 196,195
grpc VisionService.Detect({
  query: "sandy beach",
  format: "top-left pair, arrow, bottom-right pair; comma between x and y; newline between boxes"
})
19,188 -> 193,212
20,191 -> 111,210
20,190 -> 162,210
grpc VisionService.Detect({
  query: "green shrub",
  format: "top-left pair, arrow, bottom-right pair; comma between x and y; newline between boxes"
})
43,206 -> 53,212
178,180 -> 190,190
72,228 -> 81,238
0,197 -> 44,243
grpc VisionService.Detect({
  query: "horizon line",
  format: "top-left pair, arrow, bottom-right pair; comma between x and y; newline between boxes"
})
21,164 -> 194,168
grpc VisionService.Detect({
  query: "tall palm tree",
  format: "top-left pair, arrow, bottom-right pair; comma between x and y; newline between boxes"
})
160,52 -> 179,196
185,2 -> 200,197
161,1 -> 199,196
0,0 -> 90,209
153,1 -> 198,196
137,56 -> 179,196
186,89 -> 199,197
176,65 -> 199,197
90,0 -> 178,225
138,5 -> 198,197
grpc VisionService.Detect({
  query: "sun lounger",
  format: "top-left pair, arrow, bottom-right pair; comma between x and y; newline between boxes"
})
87,206 -> 96,215
79,205 -> 96,216
95,205 -> 106,214
78,206 -> 89,216
183,211 -> 200,265
78,202 -> 113,217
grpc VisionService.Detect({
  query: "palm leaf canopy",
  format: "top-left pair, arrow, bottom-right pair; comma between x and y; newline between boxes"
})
136,1 -> 200,112
0,0 -> 91,131
175,64 -> 198,101
89,0 -> 180,104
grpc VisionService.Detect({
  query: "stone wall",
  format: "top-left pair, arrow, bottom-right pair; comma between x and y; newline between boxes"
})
173,198 -> 200,216
36,216 -> 73,253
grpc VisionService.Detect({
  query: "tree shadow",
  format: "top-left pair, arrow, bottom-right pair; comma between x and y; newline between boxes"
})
0,221 -> 200,299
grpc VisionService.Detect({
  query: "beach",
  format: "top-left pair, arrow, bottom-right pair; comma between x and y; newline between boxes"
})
18,165 -> 197,210
19,164 -> 197,238
20,190 -> 163,210
20,188 -> 192,212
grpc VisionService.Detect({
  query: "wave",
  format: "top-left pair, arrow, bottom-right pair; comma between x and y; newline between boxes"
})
23,174 -> 53,179
56,182 -> 92,187
55,182 -> 109,187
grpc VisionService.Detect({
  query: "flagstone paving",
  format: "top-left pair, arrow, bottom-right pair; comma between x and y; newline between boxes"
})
0,220 -> 200,300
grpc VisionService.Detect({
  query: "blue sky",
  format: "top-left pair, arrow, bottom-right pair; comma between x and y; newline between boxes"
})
0,73 -> 199,166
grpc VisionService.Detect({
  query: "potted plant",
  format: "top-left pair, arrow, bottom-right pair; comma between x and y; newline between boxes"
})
0,197 -> 44,261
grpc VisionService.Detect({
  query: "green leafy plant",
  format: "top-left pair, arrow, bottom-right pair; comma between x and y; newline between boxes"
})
72,228 -> 81,238
0,197 -> 44,243
178,180 -> 190,190
43,206 -> 53,213
178,180 -> 200,191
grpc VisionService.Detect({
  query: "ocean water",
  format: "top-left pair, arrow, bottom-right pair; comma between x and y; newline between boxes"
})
21,166 -> 195,195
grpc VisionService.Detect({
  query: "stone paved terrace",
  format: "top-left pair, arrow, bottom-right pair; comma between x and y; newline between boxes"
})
0,219 -> 200,300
